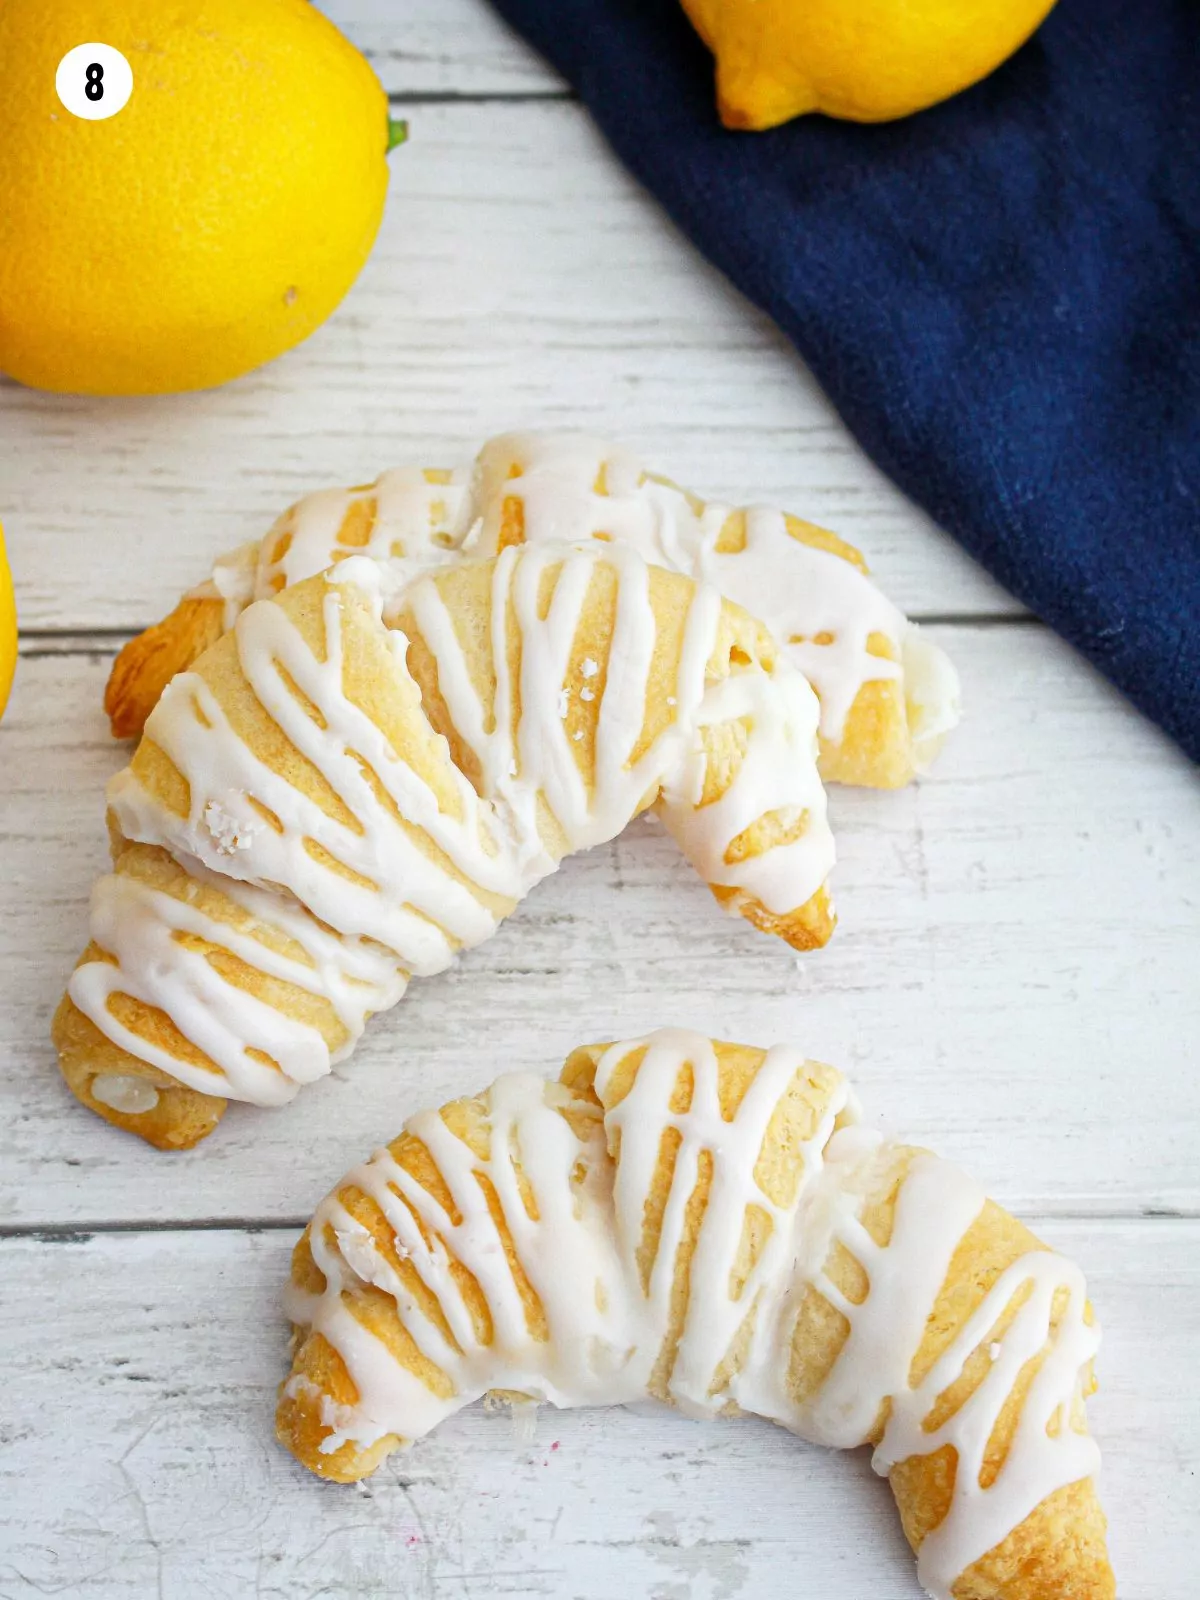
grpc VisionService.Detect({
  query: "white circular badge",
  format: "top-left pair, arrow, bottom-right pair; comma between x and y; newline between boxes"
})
56,43 -> 133,122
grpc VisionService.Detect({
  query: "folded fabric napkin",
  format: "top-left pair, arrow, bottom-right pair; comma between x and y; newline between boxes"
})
489,0 -> 1199,761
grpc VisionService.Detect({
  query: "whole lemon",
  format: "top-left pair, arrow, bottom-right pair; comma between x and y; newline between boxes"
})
680,0 -> 1059,129
0,525 -> 16,723
0,1 -> 401,394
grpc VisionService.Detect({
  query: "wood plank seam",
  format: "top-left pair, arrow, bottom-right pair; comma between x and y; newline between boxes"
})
5,1202 -> 1197,1240
386,89 -> 573,105
16,615 -> 1046,656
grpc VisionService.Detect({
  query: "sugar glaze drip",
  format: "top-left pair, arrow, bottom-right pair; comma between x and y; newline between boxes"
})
286,1030 -> 1100,1600
72,550 -> 833,1104
287,1035 -> 846,1440
474,433 -> 910,744
192,466 -> 474,628
185,433 -> 958,754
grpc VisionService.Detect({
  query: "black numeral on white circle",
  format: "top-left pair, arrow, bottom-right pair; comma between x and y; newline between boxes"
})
56,43 -> 132,121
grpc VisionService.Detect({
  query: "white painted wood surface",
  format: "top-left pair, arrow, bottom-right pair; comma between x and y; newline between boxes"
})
2,1222 -> 1196,1599
0,3 -> 1197,1597
322,0 -> 563,95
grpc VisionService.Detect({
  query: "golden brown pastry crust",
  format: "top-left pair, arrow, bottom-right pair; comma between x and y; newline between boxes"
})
60,559 -> 835,1146
106,596 -> 226,741
102,446 -> 950,794
277,1036 -> 1113,1600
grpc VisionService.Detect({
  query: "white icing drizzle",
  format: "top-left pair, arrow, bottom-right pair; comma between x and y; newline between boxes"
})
260,467 -> 473,598
90,1073 -> 160,1115
194,540 -> 258,629
184,433 -> 959,758
72,550 -> 833,1104
902,626 -> 964,771
475,434 -> 914,745
285,1030 -> 1101,1600
187,467 -> 473,629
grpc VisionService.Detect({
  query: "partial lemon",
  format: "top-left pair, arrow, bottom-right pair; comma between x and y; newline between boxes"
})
680,0 -> 1059,129
0,0 -> 403,395
0,525 -> 16,723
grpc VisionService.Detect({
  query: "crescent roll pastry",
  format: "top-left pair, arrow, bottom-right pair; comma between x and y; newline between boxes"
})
104,433 -> 960,787
103,465 -> 473,744
279,1031 -> 1113,1600
55,546 -> 836,1149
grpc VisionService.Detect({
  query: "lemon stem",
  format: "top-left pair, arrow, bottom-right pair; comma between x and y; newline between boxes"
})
387,119 -> 409,153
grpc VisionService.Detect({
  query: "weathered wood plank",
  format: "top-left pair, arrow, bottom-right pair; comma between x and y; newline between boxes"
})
1,624 -> 1196,1227
320,0 -> 565,96
3,17 -> 1191,1593
0,1219 -> 1192,1598
0,103 -> 1012,636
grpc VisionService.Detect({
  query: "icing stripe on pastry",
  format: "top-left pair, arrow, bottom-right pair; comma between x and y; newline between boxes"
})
155,432 -> 959,779
282,1030 -> 1105,1600
71,550 -> 835,1105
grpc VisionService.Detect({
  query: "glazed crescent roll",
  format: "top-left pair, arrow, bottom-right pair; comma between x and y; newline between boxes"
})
279,1031 -> 1113,1600
104,432 -> 960,787
55,545 -> 836,1149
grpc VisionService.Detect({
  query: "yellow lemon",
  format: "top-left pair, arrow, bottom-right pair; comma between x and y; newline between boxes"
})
0,0 -> 403,394
0,525 -> 16,723
680,0 -> 1059,129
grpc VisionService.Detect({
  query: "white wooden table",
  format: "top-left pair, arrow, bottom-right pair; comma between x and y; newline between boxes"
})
1,4 -> 1197,1596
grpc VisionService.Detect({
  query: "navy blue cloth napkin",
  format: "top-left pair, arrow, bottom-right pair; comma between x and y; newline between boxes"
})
489,0 -> 1200,761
